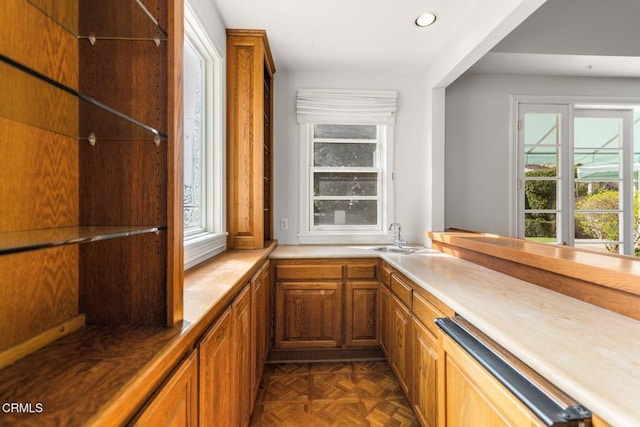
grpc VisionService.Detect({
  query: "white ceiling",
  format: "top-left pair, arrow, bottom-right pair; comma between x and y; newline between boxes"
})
211,0 -> 482,72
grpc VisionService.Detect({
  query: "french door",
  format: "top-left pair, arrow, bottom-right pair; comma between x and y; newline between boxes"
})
517,103 -> 635,255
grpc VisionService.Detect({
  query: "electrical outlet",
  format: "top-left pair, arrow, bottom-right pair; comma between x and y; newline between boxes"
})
280,218 -> 288,230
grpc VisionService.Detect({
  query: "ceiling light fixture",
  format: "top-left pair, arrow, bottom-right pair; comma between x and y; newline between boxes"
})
415,12 -> 437,27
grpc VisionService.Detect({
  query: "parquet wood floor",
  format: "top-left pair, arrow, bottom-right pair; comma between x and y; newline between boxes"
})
250,361 -> 419,426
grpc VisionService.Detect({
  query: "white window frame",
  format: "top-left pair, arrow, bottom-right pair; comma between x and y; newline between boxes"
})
512,95 -> 638,255
183,3 -> 226,269
298,123 -> 395,244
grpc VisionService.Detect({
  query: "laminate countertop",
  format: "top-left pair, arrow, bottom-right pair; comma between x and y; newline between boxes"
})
271,245 -> 640,426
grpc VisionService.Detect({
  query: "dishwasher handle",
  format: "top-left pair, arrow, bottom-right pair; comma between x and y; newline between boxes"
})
435,317 -> 591,427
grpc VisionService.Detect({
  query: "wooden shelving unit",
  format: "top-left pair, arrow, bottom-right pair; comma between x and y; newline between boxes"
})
226,29 -> 275,249
0,0 -> 184,418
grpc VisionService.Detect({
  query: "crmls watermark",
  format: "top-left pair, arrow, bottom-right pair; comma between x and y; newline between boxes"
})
2,402 -> 44,414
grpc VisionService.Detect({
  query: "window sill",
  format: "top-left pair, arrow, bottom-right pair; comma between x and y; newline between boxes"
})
184,232 -> 228,270
297,231 -> 395,245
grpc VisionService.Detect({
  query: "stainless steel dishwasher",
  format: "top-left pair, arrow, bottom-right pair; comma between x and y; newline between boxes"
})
436,316 -> 592,427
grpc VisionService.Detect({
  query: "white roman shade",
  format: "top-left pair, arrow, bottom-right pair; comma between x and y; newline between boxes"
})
296,89 -> 398,125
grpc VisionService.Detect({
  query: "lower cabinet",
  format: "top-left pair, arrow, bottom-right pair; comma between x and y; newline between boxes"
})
378,283 -> 391,358
389,293 -> 412,397
199,305 -> 238,427
273,259 -> 379,350
412,317 -> 441,427
276,281 -> 343,348
132,351 -> 199,427
345,281 -> 379,347
442,333 -> 545,426
235,285 -> 253,427
199,283 -> 258,427
381,264 -> 453,427
251,260 -> 270,404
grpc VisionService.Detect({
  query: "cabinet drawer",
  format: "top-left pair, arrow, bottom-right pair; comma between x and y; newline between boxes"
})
412,292 -> 444,337
276,264 -> 343,280
347,262 -> 378,280
390,274 -> 412,308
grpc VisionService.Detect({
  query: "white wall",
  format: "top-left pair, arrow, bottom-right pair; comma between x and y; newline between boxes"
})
273,70 -> 426,244
445,72 -> 640,235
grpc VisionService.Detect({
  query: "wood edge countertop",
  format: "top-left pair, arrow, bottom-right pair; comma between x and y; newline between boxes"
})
429,230 -> 640,295
0,241 -> 276,426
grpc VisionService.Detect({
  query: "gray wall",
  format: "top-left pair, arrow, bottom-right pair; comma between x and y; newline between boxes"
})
445,72 -> 640,235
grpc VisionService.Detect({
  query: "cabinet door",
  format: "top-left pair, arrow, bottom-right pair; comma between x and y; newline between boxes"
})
251,261 -> 270,405
390,294 -> 412,397
235,285 -> 252,427
275,281 -> 342,348
443,334 -> 544,427
412,318 -> 441,427
133,351 -> 198,427
379,284 -> 391,358
199,306 -> 237,427
345,281 -> 378,347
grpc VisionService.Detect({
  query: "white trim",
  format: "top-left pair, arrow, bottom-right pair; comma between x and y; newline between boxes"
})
183,2 -> 227,268
184,232 -> 228,270
298,123 -> 396,244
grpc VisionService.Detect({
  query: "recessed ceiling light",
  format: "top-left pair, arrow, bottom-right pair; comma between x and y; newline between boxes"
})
415,12 -> 437,27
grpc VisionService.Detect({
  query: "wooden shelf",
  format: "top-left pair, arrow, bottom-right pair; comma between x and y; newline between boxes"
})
27,0 -> 167,41
0,54 -> 167,142
0,225 -> 163,256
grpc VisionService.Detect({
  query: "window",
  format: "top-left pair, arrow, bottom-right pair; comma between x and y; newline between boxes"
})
515,99 -> 639,256
183,3 -> 226,269
297,90 -> 397,244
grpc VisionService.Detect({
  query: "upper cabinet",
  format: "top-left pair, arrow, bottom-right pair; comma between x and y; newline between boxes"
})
226,29 -> 275,249
0,0 -> 183,369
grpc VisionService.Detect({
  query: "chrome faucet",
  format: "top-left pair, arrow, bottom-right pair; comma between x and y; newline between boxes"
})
388,223 -> 408,248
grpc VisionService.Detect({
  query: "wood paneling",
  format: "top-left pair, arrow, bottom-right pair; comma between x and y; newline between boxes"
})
199,307 -> 238,427
0,119 -> 78,232
0,246 -> 79,351
133,351 -> 198,427
345,281 -> 379,347
167,0 -> 184,327
79,232 -> 167,326
0,0 -> 78,89
276,282 -> 343,348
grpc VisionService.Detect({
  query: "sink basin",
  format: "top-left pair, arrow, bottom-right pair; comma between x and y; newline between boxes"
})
372,245 -> 423,255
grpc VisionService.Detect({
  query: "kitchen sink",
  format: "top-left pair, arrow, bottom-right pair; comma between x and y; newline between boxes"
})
372,245 -> 423,255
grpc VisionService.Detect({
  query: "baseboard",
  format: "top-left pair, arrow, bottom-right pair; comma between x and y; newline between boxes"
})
266,347 -> 384,363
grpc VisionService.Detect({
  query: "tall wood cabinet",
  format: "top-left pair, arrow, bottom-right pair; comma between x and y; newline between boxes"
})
226,29 -> 275,249
0,0 -> 183,368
